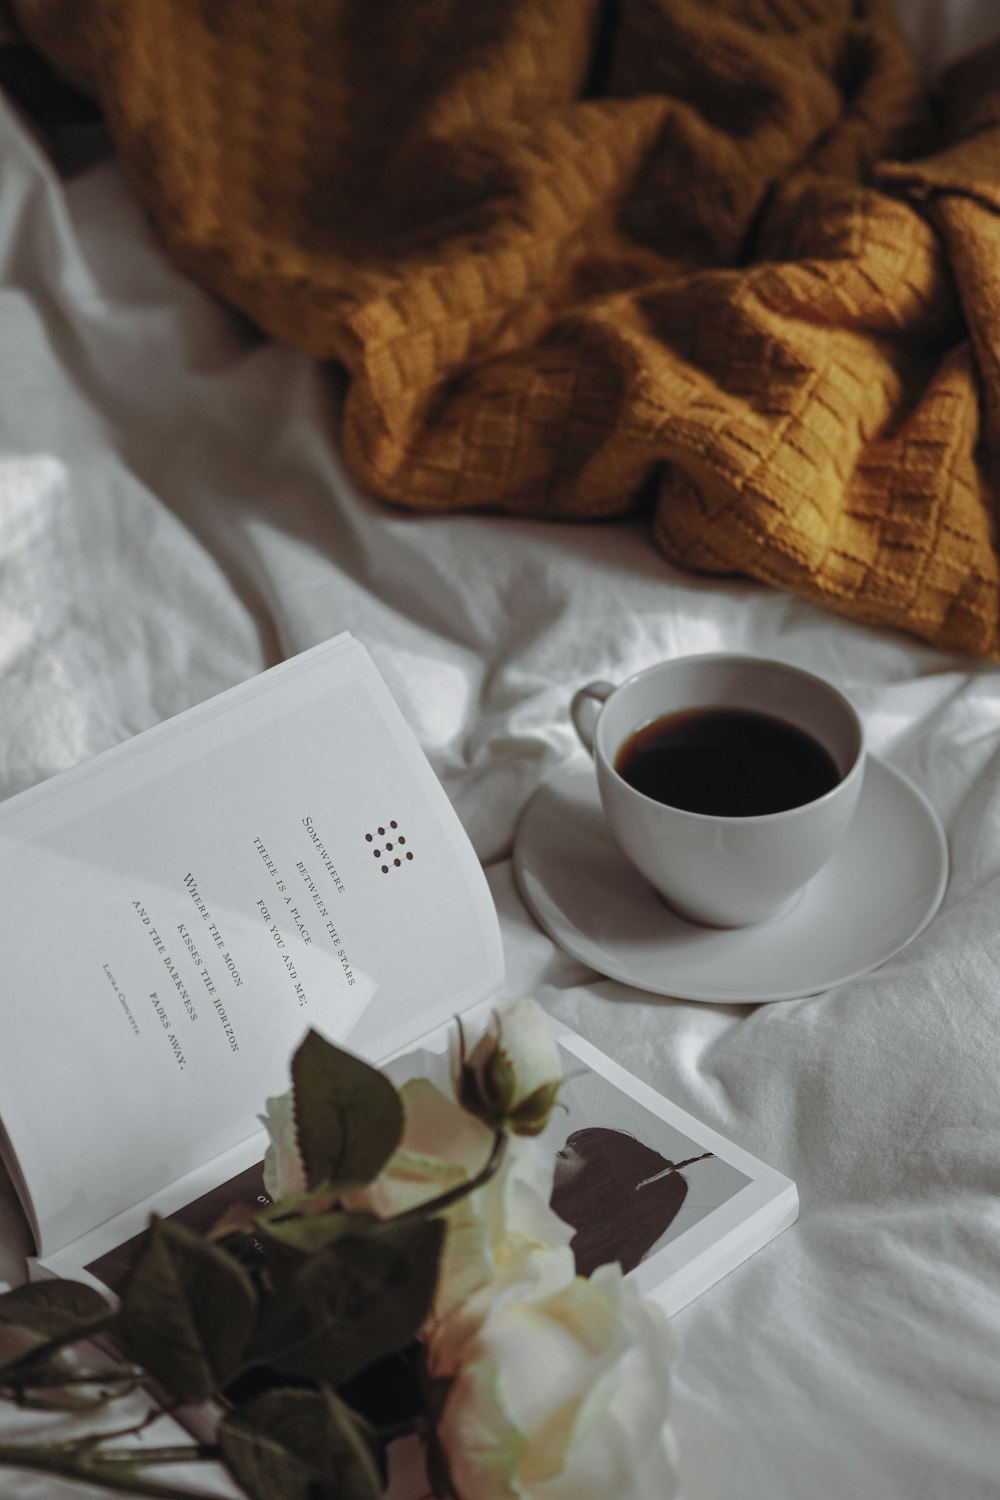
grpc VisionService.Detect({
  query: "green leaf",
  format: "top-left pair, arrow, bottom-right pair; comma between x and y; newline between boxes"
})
119,1218 -> 257,1402
254,1207 -> 377,1286
251,1216 -> 444,1386
254,1182 -> 341,1225
0,1282 -> 118,1390
0,1324 -> 50,1374
9,1349 -> 137,1411
291,1030 -> 404,1192
219,1386 -> 384,1500
258,1207 -> 372,1257
482,1047 -> 517,1115
0,1326 -> 133,1411
0,1280 -> 113,1347
508,1078 -> 562,1135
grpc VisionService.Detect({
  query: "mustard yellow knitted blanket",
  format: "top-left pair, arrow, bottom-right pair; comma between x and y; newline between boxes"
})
9,0 -> 1000,655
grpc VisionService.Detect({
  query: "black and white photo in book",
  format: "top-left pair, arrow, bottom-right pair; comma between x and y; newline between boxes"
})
540,1024 -> 796,1311
541,1051 -> 751,1278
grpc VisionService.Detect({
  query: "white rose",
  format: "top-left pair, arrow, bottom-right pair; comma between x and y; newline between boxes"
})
431,1244 -> 680,1500
259,1091 -> 307,1201
454,998 -> 563,1135
344,1077 -> 572,1323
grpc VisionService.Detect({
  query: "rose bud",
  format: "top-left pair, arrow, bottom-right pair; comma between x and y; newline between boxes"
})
454,997 -> 562,1136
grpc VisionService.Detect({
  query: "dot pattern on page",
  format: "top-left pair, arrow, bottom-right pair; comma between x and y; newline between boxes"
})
365,821 -> 415,874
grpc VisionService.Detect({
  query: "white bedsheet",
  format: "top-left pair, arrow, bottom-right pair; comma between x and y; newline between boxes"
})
1,26 -> 1000,1498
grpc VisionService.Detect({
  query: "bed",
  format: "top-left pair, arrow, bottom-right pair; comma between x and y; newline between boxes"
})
0,2 -> 998,1496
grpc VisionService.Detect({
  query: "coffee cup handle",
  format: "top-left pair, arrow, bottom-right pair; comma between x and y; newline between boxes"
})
571,680 -> 615,756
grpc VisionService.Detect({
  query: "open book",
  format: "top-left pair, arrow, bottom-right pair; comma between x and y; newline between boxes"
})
0,633 -> 796,1312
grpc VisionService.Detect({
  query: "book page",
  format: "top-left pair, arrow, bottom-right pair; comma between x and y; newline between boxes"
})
0,636 -> 502,1256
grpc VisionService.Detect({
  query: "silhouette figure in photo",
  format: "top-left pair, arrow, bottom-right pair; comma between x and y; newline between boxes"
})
550,1126 -> 713,1277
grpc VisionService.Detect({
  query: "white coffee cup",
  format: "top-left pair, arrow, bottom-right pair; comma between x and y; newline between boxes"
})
571,654 -> 865,928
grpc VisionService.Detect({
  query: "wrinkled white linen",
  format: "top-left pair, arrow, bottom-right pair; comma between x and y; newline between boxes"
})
1,8 -> 1000,1493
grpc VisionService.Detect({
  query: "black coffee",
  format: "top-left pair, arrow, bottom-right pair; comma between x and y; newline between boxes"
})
614,707 -> 840,816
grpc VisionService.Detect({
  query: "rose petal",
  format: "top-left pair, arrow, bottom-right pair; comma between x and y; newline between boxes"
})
259,1092 -> 307,1200
432,1254 -> 679,1500
438,1358 -> 529,1500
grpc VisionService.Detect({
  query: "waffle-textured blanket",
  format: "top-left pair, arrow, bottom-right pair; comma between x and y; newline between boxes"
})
7,0 -> 1000,654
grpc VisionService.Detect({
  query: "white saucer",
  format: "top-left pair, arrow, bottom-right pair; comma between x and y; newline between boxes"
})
512,755 -> 948,1004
